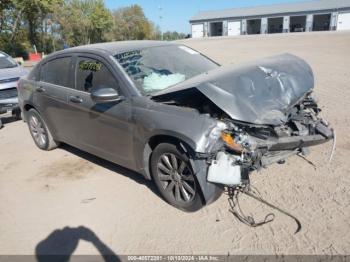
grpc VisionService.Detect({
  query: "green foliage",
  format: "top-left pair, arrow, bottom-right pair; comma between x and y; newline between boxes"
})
163,31 -> 187,41
53,0 -> 113,46
0,31 -> 31,59
0,0 -> 186,57
107,5 -> 154,41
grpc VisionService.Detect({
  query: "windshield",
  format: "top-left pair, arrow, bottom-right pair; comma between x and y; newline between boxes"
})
0,53 -> 18,69
114,45 -> 218,94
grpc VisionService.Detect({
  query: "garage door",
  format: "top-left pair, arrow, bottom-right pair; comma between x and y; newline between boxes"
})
228,21 -> 241,36
192,24 -> 204,38
337,13 -> 350,30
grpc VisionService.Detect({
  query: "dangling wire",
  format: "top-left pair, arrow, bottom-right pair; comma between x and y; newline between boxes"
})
329,129 -> 336,162
227,185 -> 275,228
297,153 -> 317,170
227,183 -> 302,234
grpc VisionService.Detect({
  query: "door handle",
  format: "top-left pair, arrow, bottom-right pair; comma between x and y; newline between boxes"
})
36,86 -> 46,93
69,96 -> 83,104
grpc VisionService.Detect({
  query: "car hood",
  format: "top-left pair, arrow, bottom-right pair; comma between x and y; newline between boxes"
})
152,53 -> 314,126
0,66 -> 28,81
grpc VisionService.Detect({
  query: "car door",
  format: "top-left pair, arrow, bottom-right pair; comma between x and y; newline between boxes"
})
65,54 -> 134,167
36,55 -> 75,142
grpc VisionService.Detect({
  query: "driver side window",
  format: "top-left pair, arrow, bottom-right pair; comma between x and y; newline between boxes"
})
75,57 -> 119,93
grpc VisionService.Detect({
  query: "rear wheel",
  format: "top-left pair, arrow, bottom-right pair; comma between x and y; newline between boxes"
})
27,109 -> 59,150
151,143 -> 203,212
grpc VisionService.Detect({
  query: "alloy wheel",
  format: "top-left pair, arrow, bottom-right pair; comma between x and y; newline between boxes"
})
156,153 -> 196,203
29,115 -> 47,147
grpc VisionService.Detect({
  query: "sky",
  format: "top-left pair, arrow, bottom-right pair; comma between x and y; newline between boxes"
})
105,0 -> 306,34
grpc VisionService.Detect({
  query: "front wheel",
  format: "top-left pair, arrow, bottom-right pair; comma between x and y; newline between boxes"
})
12,108 -> 21,120
150,143 -> 203,212
27,109 -> 59,151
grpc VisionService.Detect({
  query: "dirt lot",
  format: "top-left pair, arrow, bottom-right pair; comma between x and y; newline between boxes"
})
1,31 -> 349,256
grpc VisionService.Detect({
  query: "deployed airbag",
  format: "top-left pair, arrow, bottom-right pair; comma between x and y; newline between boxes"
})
143,72 -> 186,92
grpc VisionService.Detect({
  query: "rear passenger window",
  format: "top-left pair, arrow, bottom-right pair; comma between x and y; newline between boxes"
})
40,57 -> 72,87
75,57 -> 119,93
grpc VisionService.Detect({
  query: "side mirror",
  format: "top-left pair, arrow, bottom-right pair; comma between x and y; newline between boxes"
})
91,85 -> 124,103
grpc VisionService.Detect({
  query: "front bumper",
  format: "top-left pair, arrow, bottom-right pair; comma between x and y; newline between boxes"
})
0,97 -> 19,114
260,123 -> 333,152
206,122 -> 334,187
1,81 -> 19,114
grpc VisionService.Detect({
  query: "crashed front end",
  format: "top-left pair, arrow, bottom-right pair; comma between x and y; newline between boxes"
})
206,94 -> 334,186
152,53 -> 334,189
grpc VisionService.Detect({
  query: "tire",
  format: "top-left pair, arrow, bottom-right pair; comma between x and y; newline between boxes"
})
27,109 -> 59,151
151,143 -> 204,212
12,108 -> 21,120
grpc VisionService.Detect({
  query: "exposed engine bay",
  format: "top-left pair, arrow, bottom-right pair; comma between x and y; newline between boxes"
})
153,88 -> 334,186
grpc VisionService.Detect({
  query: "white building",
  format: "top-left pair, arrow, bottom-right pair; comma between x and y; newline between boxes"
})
190,0 -> 350,38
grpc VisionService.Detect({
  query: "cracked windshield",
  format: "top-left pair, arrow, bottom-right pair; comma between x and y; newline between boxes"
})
114,45 -> 218,94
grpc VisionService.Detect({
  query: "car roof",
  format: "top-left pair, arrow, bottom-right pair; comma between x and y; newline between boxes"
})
53,40 -> 178,57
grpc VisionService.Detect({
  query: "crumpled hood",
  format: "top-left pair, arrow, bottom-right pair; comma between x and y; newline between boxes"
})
152,53 -> 314,126
0,66 -> 28,81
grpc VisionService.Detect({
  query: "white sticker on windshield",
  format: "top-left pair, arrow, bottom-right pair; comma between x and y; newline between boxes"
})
178,46 -> 199,55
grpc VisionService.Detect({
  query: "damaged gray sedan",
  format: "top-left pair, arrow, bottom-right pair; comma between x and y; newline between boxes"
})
18,41 -> 334,211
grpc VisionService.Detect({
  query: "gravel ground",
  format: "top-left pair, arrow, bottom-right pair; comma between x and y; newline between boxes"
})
0,31 -> 349,256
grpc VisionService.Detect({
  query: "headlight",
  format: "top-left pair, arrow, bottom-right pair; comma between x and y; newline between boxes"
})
221,132 -> 243,153
205,121 -> 227,152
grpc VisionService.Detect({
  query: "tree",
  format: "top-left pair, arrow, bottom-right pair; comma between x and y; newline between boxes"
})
108,5 -> 153,41
0,0 -> 13,32
163,31 -> 187,41
89,0 -> 113,43
19,0 -> 63,45
53,0 -> 112,46
0,0 -> 186,57
0,0 -> 31,57
149,22 -> 162,40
